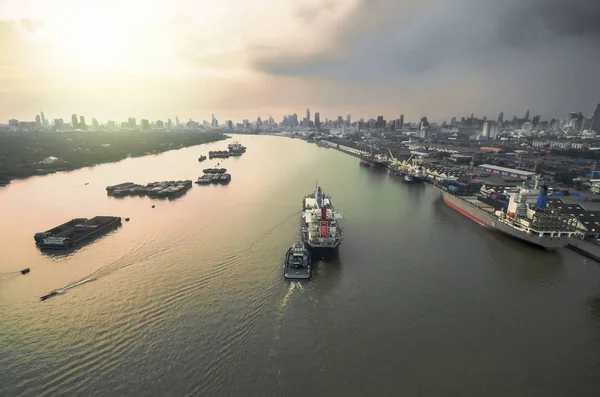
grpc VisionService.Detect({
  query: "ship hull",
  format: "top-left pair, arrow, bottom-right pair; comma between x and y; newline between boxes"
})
438,190 -> 570,250
395,171 -> 426,183
359,157 -> 387,168
304,244 -> 339,259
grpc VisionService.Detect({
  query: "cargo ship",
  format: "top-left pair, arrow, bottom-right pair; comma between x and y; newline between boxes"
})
359,154 -> 388,168
435,178 -> 577,250
34,216 -> 122,249
392,152 -> 427,183
284,233 -> 312,280
302,185 -> 343,257
395,169 -> 427,183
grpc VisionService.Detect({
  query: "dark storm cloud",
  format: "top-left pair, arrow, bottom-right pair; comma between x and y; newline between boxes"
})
251,0 -> 600,118
256,0 -> 600,78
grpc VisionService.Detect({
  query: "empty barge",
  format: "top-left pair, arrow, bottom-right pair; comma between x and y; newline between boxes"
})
34,216 -> 122,249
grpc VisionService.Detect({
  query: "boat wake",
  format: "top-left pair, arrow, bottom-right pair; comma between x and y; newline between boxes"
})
40,230 -> 164,301
279,282 -> 304,312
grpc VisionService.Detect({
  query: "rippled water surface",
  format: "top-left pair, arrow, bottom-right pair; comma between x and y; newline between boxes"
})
1,135 -> 600,396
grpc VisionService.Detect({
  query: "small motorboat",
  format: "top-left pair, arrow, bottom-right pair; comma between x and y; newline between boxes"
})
40,291 -> 58,301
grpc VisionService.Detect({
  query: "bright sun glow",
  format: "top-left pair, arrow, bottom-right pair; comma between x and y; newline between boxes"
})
44,5 -> 159,72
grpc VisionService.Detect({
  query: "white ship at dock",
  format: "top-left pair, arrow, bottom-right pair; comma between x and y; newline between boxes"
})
302,184 -> 343,256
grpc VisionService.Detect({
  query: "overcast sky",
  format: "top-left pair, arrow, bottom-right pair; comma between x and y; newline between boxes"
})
1,0 -> 599,123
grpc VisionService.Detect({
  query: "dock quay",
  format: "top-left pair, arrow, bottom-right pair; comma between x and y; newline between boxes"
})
34,216 -> 121,250
567,240 -> 600,263
106,180 -> 193,199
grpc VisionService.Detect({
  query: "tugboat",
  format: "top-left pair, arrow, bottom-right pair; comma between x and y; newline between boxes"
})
219,174 -> 231,184
198,155 -> 207,162
284,234 -> 311,280
228,141 -> 247,156
196,175 -> 212,184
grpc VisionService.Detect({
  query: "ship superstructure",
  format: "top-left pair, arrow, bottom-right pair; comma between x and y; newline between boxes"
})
393,152 -> 427,183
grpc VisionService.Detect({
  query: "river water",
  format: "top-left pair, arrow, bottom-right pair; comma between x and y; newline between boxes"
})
1,135 -> 599,396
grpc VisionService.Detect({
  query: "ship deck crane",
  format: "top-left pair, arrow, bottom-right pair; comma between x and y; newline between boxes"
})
387,148 -> 399,166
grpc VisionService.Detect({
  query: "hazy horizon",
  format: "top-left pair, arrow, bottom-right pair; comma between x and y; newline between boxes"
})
1,0 -> 599,123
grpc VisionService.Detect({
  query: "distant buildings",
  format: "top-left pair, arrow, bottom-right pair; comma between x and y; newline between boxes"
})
591,104 -> 600,133
482,120 -> 500,140
71,114 -> 78,129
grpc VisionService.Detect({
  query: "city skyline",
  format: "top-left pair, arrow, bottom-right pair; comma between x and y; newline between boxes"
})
1,0 -> 599,122
4,103 -> 600,129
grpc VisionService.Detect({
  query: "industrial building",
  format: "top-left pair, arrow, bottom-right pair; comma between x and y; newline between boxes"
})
479,164 -> 536,180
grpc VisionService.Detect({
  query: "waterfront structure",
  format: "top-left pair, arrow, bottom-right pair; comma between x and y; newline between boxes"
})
479,164 -> 535,180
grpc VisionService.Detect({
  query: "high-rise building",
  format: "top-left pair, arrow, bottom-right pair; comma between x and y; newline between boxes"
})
482,120 -> 499,139
497,111 -> 504,125
40,111 -> 46,126
8,119 -> 19,127
107,120 -> 116,129
398,114 -> 404,130
141,119 -> 150,130
175,117 -> 180,126
72,114 -> 78,129
450,117 -> 456,127
315,112 -> 321,130
376,116 -> 385,129
531,115 -> 540,127
156,120 -> 164,129
35,115 -> 41,127
525,109 -> 530,121
592,103 -> 600,133
306,109 -> 310,123
79,116 -> 86,128
568,112 -> 583,132
167,118 -> 173,129
54,118 -> 64,129
346,114 -> 351,126
337,116 -> 344,127
128,117 -> 136,129
92,118 -> 99,128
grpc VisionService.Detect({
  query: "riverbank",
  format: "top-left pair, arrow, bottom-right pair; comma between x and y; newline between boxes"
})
0,130 -> 227,184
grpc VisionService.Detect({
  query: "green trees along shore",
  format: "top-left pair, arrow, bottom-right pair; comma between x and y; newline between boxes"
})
0,130 -> 227,184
